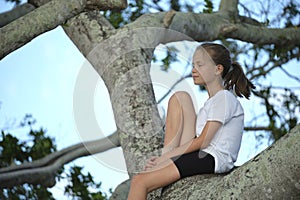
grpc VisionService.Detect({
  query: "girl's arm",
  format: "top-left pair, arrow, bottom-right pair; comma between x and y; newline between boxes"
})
144,121 -> 222,170
161,121 -> 222,161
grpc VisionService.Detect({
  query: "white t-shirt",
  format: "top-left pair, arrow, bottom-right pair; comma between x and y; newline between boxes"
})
196,90 -> 244,173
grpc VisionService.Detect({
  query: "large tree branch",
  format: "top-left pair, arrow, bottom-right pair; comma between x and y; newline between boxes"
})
124,12 -> 300,47
221,23 -> 300,46
0,0 -> 86,60
0,0 -> 127,60
0,0 -> 127,28
28,0 -> 127,9
0,131 -> 120,188
0,3 -> 35,27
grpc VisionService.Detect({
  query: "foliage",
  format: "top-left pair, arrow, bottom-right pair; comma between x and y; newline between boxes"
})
0,116 -> 108,200
203,0 -> 214,13
103,0 -> 216,28
160,46 -> 179,71
0,115 -> 55,168
65,166 -> 107,200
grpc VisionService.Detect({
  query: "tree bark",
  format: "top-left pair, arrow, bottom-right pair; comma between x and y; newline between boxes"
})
28,0 -> 127,9
0,3 -> 35,27
0,0 -> 86,59
63,11 -> 164,176
0,0 -> 127,60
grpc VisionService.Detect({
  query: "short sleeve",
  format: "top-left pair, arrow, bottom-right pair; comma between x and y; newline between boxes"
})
207,91 -> 238,124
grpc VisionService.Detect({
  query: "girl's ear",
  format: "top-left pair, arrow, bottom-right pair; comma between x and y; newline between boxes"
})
215,64 -> 224,75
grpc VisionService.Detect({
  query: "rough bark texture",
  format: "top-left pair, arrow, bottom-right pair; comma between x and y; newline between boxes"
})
64,11 -> 164,176
63,11 -> 116,56
0,0 -> 127,60
0,0 -> 86,59
110,124 -> 300,200
28,0 -> 127,9
0,3 -> 35,27
86,0 -> 127,10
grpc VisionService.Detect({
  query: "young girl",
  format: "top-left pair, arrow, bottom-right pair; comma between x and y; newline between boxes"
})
127,43 -> 255,199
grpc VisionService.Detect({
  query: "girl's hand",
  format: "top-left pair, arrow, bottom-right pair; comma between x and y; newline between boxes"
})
144,156 -> 159,171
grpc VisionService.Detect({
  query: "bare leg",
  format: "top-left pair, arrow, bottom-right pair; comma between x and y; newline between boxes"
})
128,92 -> 197,200
127,159 -> 180,200
163,91 -> 196,153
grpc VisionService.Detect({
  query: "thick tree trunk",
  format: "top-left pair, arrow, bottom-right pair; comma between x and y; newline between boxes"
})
63,11 -> 164,175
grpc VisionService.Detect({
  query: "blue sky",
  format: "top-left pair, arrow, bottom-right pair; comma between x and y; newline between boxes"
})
1,0 -> 300,198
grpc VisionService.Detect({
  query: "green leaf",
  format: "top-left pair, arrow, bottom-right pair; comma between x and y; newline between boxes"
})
203,0 -> 213,13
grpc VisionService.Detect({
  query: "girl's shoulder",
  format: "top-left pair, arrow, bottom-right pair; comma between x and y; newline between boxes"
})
204,90 -> 239,108
213,90 -> 241,108
213,89 -> 237,101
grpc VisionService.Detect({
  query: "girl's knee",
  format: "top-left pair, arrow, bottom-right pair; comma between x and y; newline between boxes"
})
131,173 -> 153,193
131,174 -> 143,185
131,174 -> 147,189
169,91 -> 191,105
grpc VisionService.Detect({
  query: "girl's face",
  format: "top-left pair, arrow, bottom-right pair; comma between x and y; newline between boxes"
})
192,49 -> 218,86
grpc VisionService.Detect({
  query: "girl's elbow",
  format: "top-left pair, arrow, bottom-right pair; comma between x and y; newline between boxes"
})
201,143 -> 209,149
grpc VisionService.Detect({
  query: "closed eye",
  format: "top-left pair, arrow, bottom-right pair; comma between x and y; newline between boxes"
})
192,63 -> 203,68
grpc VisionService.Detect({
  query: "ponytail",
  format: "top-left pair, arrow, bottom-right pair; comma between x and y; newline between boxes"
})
199,42 -> 255,99
224,61 -> 255,99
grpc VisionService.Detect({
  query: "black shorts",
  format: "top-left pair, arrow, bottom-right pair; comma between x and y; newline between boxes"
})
171,150 -> 215,178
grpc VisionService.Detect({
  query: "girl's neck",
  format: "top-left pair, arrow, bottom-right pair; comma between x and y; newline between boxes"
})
206,84 -> 224,98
